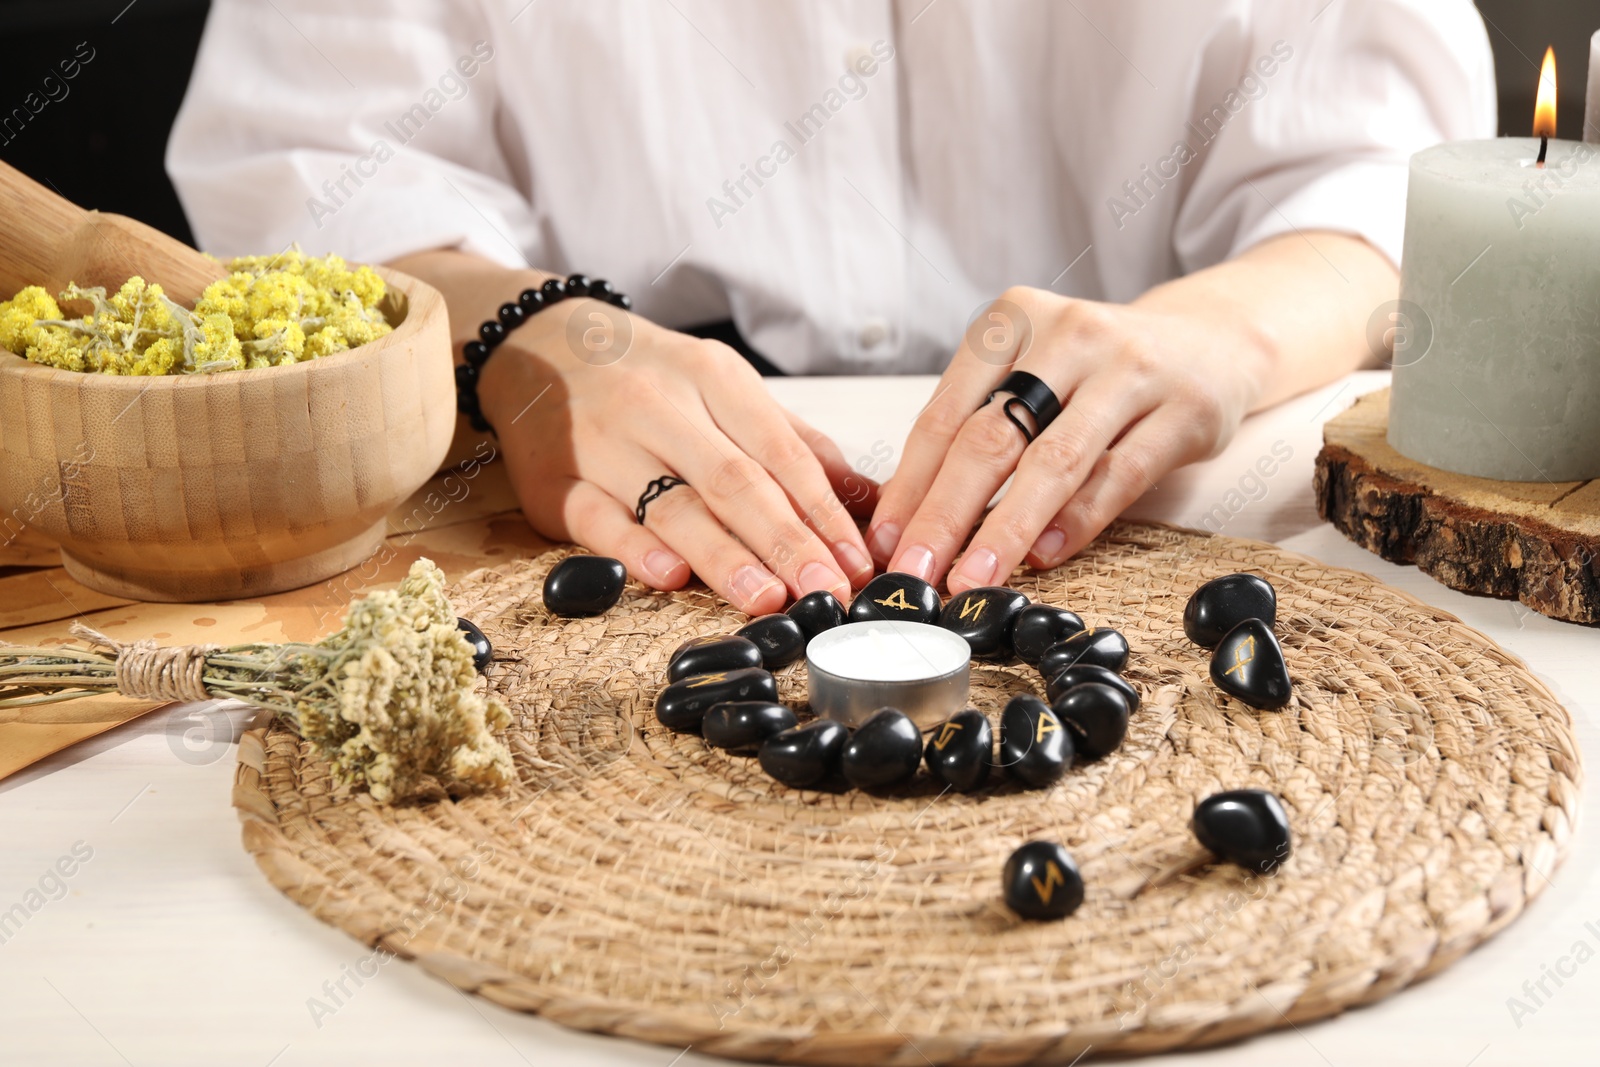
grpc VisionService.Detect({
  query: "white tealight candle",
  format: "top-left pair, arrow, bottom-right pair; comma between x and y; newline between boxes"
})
1389,44 -> 1600,484
806,621 -> 970,728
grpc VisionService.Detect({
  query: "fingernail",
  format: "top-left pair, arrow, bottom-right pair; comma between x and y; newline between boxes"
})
892,543 -> 935,583
867,523 -> 900,566
799,561 -> 846,596
642,550 -> 685,585
730,564 -> 782,609
951,546 -> 998,589
1029,526 -> 1067,566
831,540 -> 873,582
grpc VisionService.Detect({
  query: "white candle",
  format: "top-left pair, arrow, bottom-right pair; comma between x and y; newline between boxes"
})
806,621 -> 970,727
1387,137 -> 1600,482
819,622 -> 967,681
1588,31 -> 1600,143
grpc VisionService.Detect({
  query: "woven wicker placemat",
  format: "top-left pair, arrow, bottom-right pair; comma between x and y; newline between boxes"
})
233,521 -> 1581,1064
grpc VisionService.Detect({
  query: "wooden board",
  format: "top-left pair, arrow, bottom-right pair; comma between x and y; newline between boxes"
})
1314,387 -> 1599,624
0,522 -> 66,569
0,459 -> 547,780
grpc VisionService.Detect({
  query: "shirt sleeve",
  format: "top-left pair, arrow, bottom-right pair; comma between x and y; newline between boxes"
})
1173,0 -> 1497,272
165,0 -> 537,268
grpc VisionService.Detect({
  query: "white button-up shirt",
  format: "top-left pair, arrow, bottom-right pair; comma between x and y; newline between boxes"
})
167,0 -> 1495,374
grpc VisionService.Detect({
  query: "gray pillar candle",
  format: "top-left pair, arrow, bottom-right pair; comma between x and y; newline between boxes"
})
1588,31 -> 1599,144
1387,138 -> 1600,482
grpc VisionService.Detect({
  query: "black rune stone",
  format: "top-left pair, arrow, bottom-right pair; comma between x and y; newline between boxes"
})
849,572 -> 941,624
1184,573 -> 1277,649
998,694 -> 1073,788
655,668 -> 777,733
1002,841 -> 1084,920
1209,619 -> 1292,710
841,707 -> 922,789
702,701 -> 797,751
667,635 -> 764,683
456,617 -> 492,672
1045,664 -> 1140,713
786,590 -> 847,639
759,719 -> 849,788
938,586 -> 1030,660
1051,682 -> 1130,760
1192,789 -> 1292,873
1038,626 -> 1129,677
924,708 -> 992,792
1011,604 -> 1086,667
736,614 -> 808,669
542,555 -> 626,617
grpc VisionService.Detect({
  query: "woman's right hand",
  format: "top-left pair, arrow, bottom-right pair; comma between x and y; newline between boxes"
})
475,291 -> 876,615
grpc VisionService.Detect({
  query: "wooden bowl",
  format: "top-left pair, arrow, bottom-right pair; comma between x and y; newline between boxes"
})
0,266 -> 454,602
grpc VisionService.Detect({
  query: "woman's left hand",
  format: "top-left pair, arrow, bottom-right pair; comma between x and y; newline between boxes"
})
865,284 -> 1273,593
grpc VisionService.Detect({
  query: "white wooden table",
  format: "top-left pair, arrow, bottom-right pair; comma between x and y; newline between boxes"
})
2,371 -> 1595,1067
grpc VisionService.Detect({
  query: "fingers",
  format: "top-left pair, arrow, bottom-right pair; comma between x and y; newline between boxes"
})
515,446 -> 791,615
1024,407 -> 1212,570
700,370 -> 874,587
945,372 -> 1158,593
517,476 -> 692,590
884,399 -> 1032,583
884,299 -> 1102,587
646,389 -> 855,605
865,336 -> 1016,568
785,410 -> 880,522
634,477 -> 794,615
583,446 -> 796,614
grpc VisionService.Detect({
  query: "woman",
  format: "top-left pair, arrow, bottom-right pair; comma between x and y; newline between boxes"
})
167,0 -> 1494,613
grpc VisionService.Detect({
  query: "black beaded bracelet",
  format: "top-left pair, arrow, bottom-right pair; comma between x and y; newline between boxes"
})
454,273 -> 633,435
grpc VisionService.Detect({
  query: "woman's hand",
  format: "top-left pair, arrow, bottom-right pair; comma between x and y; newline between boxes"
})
867,291 -> 1262,593
392,250 -> 878,616
866,232 -> 1396,593
474,289 -> 877,616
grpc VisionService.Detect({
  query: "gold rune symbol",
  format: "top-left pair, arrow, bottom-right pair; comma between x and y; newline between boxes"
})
1222,635 -> 1256,678
1031,860 -> 1064,904
873,587 -> 914,611
957,597 -> 987,622
1035,712 -> 1061,743
686,672 -> 729,688
932,721 -> 964,750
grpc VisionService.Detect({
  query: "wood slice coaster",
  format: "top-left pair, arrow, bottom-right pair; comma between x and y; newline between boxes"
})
233,522 -> 1581,1064
1315,387 -> 1600,625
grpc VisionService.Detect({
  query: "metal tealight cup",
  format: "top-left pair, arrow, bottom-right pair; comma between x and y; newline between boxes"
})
806,620 -> 971,729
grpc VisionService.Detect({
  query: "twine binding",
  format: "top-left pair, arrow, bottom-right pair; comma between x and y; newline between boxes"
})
71,622 -> 217,703
232,521 -> 1582,1064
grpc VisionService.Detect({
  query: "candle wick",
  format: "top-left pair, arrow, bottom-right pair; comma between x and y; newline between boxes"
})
1536,135 -> 1548,168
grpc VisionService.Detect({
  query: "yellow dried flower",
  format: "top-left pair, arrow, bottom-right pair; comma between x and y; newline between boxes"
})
193,313 -> 243,370
129,337 -> 182,376
0,559 -> 514,805
0,286 -> 61,354
294,558 -> 515,803
0,247 -> 393,375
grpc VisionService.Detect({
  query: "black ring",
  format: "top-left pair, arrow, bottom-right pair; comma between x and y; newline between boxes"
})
636,476 -> 688,524
983,370 -> 1061,445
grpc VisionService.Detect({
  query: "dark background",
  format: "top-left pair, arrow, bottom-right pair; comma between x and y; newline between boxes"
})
0,0 -> 1592,247
1,0 -> 208,243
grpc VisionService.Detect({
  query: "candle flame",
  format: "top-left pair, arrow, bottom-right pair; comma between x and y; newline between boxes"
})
1533,46 -> 1557,139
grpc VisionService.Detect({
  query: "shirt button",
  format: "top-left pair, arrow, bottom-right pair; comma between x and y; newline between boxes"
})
858,318 -> 890,349
844,44 -> 874,73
